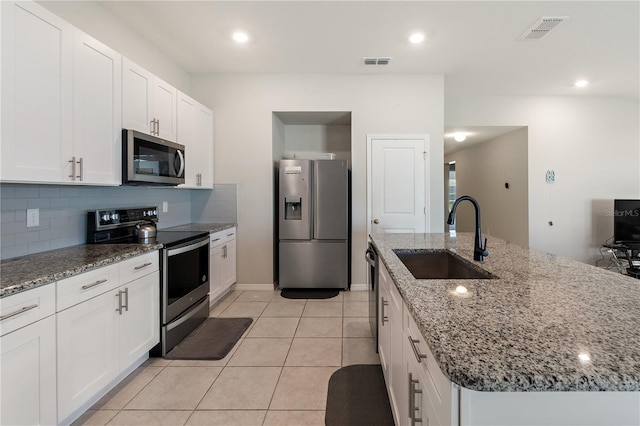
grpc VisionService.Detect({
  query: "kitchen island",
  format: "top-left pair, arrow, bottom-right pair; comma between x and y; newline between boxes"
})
370,232 -> 640,425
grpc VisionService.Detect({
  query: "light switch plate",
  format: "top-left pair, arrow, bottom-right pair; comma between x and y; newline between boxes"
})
27,208 -> 39,227
162,201 -> 168,213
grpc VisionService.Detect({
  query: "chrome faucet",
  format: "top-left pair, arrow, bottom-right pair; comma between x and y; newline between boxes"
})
447,195 -> 488,262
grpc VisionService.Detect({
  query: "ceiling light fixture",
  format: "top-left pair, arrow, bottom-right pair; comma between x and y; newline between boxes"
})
232,31 -> 249,43
574,79 -> 589,88
409,33 -> 425,44
453,133 -> 467,142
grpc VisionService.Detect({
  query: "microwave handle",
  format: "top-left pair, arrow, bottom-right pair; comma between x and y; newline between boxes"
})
174,150 -> 185,178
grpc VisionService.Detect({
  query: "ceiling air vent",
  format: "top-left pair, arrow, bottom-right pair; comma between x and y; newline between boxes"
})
520,16 -> 568,40
363,57 -> 392,66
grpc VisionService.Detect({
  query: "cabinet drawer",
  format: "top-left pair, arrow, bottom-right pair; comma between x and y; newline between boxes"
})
209,227 -> 236,247
57,264 -> 119,312
118,251 -> 159,284
0,284 -> 56,336
405,307 -> 453,425
382,263 -> 402,313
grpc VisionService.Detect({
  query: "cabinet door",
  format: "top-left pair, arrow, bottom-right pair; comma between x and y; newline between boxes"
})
194,102 -> 214,188
177,91 -> 198,187
177,92 -> 213,188
1,0 -> 73,183
153,77 -> 177,142
118,271 -> 160,368
209,244 -> 223,305
0,315 -> 57,426
122,58 -> 154,135
57,291 -> 118,423
73,30 -> 122,185
221,238 -> 237,290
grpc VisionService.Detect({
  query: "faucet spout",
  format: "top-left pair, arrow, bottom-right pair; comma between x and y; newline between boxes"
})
447,195 -> 488,262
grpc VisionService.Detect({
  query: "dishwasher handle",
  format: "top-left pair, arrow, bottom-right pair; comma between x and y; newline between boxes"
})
365,247 -> 376,267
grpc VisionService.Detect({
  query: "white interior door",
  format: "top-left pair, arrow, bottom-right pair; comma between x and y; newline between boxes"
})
369,136 -> 427,233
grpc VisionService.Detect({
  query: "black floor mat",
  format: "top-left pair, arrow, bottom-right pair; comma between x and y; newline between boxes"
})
164,317 -> 252,360
325,364 -> 394,426
280,288 -> 340,299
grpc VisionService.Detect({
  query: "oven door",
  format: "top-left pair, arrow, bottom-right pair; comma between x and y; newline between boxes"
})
123,129 -> 185,185
162,236 -> 210,324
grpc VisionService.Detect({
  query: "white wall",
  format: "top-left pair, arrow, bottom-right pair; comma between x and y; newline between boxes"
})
192,73 -> 445,287
446,96 -> 640,264
283,124 -> 352,163
445,128 -> 529,248
38,1 -> 191,94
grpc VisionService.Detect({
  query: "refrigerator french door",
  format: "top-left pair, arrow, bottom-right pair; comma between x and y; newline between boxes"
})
278,159 -> 349,289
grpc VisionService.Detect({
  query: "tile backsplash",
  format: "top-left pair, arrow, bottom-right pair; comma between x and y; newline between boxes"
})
0,183 -> 237,260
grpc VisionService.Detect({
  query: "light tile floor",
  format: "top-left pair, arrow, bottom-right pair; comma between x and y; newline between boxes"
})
74,289 -> 380,426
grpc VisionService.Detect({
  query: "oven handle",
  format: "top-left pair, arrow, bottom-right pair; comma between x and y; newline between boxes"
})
165,297 -> 209,332
167,237 -> 209,257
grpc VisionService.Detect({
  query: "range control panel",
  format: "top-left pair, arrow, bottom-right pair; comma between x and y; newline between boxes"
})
91,207 -> 158,229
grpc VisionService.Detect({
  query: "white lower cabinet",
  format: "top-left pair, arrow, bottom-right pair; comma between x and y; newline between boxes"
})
57,288 -> 120,421
380,269 -> 639,426
378,261 -> 406,424
56,252 -> 160,424
209,228 -> 237,305
0,284 -> 57,426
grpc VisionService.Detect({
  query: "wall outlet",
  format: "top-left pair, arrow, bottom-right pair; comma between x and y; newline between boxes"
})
27,208 -> 39,228
162,201 -> 168,213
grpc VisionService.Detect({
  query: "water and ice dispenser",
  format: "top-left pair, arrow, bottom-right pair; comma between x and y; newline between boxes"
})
284,196 -> 302,220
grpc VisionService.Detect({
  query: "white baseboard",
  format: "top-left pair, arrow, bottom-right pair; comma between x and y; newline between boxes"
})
233,283 -> 277,291
349,283 -> 368,291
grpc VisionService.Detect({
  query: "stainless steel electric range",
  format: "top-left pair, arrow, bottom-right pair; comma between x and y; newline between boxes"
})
87,206 -> 210,356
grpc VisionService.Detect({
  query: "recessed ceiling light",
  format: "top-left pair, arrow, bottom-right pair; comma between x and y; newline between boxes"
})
574,79 -> 589,88
578,353 -> 591,362
409,32 -> 425,44
453,133 -> 467,142
232,31 -> 249,43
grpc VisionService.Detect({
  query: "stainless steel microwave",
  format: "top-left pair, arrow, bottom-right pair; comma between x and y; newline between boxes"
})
122,129 -> 185,186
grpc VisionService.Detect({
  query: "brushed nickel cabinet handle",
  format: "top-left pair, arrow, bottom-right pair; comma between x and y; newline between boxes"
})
409,372 -> 423,425
123,287 -> 129,312
134,262 -> 152,270
408,335 -> 427,363
116,291 -> 123,314
81,279 -> 107,290
68,157 -> 76,180
381,297 -> 388,325
77,157 -> 83,181
0,304 -> 38,321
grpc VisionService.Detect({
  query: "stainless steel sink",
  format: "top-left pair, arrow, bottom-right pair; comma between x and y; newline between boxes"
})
393,249 -> 498,280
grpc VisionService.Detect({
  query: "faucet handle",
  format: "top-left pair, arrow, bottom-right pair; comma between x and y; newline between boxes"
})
482,238 -> 489,256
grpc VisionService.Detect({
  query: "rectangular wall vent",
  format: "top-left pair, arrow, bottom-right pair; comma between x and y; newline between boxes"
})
363,57 -> 392,65
520,16 -> 568,40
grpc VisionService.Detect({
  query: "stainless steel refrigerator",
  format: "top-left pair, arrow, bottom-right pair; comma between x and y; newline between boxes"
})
278,159 -> 349,289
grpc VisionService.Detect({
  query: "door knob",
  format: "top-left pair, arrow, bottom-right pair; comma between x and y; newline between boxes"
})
373,219 -> 379,224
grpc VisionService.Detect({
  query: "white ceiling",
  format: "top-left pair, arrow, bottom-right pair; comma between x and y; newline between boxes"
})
96,1 -> 639,100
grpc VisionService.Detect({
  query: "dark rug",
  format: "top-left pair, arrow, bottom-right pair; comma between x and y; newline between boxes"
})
325,364 -> 394,426
280,288 -> 339,299
164,317 -> 253,360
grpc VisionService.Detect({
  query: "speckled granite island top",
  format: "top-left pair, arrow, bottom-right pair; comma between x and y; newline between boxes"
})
370,232 -> 640,392
0,244 -> 161,298
163,222 -> 236,233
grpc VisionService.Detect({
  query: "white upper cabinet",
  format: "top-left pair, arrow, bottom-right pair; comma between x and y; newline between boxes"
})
177,91 -> 213,189
73,31 -> 122,185
1,1 -> 122,185
123,58 -> 177,142
1,0 -> 74,183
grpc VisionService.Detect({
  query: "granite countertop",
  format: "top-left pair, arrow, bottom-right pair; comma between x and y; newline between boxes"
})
0,244 -> 161,298
163,222 -> 236,233
370,232 -> 640,392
